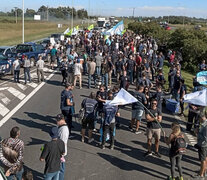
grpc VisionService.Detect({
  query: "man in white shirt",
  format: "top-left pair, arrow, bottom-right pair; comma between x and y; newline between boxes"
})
36,55 -> 45,83
73,59 -> 83,89
56,114 -> 69,180
13,57 -> 21,83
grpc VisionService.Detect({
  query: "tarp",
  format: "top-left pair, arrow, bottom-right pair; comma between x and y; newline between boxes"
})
105,88 -> 138,106
197,71 -> 207,85
183,88 -> 207,106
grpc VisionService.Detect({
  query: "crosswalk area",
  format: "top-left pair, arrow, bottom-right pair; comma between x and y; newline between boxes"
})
0,67 -> 54,119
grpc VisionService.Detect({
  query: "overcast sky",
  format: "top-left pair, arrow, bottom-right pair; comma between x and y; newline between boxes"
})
1,0 -> 207,18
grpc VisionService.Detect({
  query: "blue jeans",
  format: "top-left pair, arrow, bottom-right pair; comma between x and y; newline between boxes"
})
14,70 -> 20,82
44,171 -> 59,180
127,70 -> 133,84
96,66 -> 101,76
7,167 -> 24,180
102,73 -> 108,88
88,74 -> 96,88
173,89 -> 180,102
24,67 -> 31,83
59,162 -> 65,180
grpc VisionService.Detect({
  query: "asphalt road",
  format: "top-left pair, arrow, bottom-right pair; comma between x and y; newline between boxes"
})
0,72 -> 201,180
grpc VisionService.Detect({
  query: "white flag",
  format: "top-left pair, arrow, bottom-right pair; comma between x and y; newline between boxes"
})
183,88 -> 207,106
106,88 -> 138,106
63,28 -> 70,35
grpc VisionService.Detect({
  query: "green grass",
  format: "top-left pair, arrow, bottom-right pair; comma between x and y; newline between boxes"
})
163,61 -> 194,92
0,17 -> 89,46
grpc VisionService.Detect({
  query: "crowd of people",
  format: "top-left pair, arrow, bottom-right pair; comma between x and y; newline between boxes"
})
0,29 -> 207,180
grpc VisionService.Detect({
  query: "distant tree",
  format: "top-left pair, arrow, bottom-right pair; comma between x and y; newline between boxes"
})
25,8 -> 36,17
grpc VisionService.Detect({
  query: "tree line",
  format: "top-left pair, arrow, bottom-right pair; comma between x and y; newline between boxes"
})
128,21 -> 207,73
0,5 -> 88,19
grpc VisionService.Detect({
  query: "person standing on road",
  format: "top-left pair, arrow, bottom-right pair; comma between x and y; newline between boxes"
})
73,59 -> 83,89
36,55 -> 45,83
60,83 -> 74,135
166,124 -> 184,180
50,46 -> 57,70
23,55 -> 31,85
60,56 -> 68,85
129,85 -> 147,134
145,99 -> 162,158
0,127 -> 24,180
81,92 -> 98,143
95,50 -> 103,77
13,57 -> 21,83
101,91 -> 118,150
193,115 -> 207,180
56,114 -> 69,180
67,59 -> 74,84
87,58 -> 96,89
40,127 -> 65,180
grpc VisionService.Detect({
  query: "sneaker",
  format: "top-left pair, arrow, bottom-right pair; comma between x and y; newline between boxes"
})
88,138 -> 94,143
192,174 -> 205,180
144,151 -> 153,157
135,131 -> 142,134
101,145 -> 105,149
93,128 -> 97,133
81,138 -> 84,143
168,176 -> 175,180
179,176 -> 184,180
110,145 -> 114,150
128,126 -> 133,132
154,152 -> 162,158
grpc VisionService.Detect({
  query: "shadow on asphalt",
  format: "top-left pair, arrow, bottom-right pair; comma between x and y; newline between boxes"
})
26,137 -> 47,146
97,152 -> 167,179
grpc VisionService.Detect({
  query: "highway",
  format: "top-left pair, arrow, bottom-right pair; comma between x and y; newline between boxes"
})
0,69 -> 200,180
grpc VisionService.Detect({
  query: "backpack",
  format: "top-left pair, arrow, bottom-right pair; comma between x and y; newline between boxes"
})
174,135 -> 187,154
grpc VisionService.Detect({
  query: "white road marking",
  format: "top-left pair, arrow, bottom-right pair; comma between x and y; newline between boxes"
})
30,72 -> 37,79
16,83 -> 27,91
7,87 -> 26,100
0,103 -> 9,116
0,71 -> 56,127
27,82 -> 38,88
0,87 -> 8,91
0,93 -> 11,105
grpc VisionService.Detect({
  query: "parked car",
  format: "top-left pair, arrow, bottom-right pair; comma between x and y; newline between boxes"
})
15,42 -> 47,65
50,33 -> 64,42
0,54 -> 15,77
0,46 -> 16,58
41,38 -> 50,48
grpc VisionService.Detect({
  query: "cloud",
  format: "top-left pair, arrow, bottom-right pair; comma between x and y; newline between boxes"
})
137,6 -> 186,12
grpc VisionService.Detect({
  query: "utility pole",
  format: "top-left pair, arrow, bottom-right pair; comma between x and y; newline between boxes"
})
14,7 -> 18,24
71,0 -> 73,30
132,7 -> 135,18
47,6 -> 49,21
22,0 -> 24,43
88,0 -> 90,26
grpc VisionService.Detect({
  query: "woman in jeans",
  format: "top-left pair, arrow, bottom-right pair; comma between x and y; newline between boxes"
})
166,123 -> 184,180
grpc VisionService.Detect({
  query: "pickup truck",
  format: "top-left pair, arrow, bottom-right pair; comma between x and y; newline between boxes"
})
15,42 -> 47,65
0,54 -> 15,77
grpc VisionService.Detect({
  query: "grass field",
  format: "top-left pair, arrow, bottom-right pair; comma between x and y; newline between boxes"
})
0,16 -> 89,46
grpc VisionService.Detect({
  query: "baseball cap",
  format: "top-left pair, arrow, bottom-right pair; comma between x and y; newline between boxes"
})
50,127 -> 59,139
56,114 -> 65,121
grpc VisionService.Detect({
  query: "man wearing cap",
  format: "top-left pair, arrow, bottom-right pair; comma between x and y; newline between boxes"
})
40,127 -> 65,180
73,59 -> 83,89
60,83 -> 74,135
56,114 -> 69,180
